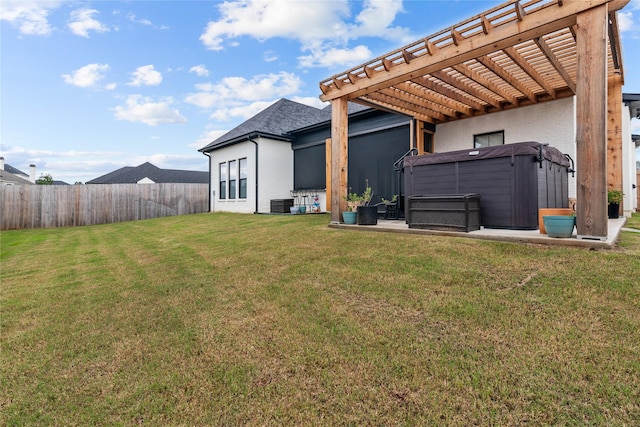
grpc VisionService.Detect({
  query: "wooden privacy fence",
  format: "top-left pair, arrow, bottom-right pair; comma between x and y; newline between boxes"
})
0,183 -> 209,230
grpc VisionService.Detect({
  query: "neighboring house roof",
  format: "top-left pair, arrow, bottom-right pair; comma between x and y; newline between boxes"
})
86,162 -> 208,184
0,169 -> 34,185
199,98 -> 330,152
623,93 -> 640,119
3,164 -> 28,177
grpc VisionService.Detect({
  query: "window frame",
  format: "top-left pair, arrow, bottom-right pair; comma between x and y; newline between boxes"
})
473,130 -> 505,148
219,162 -> 227,200
228,160 -> 237,200
238,158 -> 247,199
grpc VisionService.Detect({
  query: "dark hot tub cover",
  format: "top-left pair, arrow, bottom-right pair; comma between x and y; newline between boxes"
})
403,141 -> 569,169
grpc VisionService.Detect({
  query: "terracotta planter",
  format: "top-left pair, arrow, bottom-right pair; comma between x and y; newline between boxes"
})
538,208 -> 573,234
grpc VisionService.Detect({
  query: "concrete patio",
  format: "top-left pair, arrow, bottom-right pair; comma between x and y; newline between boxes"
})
328,217 -> 629,249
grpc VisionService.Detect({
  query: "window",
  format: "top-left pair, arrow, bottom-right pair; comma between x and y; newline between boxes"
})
239,158 -> 247,199
228,160 -> 237,199
474,131 -> 504,148
219,162 -> 227,200
423,131 -> 434,153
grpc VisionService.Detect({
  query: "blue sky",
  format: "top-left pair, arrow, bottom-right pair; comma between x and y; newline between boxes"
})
1,0 -> 639,184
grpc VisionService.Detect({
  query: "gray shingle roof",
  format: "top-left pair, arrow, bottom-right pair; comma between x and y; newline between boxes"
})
86,162 -> 208,184
3,164 -> 28,177
0,169 -> 33,185
199,98 -> 330,152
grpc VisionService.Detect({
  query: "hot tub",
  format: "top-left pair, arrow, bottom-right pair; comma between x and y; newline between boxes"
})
403,142 -> 571,230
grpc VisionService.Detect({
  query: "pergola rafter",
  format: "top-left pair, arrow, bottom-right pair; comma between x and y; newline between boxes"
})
320,0 -> 630,240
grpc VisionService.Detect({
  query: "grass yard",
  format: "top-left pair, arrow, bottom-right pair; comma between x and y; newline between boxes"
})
2,212 -> 640,425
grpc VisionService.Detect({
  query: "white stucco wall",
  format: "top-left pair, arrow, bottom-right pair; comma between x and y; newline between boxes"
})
208,141 -> 256,213
622,104 -> 637,216
257,138 -> 294,213
435,97 -> 577,198
207,137 -> 294,214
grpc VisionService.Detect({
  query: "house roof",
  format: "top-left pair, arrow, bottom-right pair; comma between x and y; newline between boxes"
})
3,164 -> 28,177
623,93 -> 640,119
319,0 -> 628,125
199,98 -> 330,152
0,169 -> 33,185
86,162 -> 208,184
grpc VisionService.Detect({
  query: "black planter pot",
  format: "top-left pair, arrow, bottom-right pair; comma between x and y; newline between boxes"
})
608,203 -> 620,219
357,205 -> 378,225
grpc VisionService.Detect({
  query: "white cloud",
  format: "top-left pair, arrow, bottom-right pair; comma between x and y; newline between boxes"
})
0,1 -> 61,36
352,0 -> 406,39
189,65 -> 210,77
62,63 -> 113,89
198,0 -> 409,68
128,65 -> 163,86
142,153 -> 206,169
210,100 -> 278,122
68,8 -> 109,37
200,0 -> 350,51
290,96 -> 328,110
192,129 -> 229,149
618,11 -> 636,32
298,44 -> 372,68
126,12 -> 151,26
184,72 -> 302,109
112,95 -> 187,126
263,50 -> 279,62
125,12 -> 169,30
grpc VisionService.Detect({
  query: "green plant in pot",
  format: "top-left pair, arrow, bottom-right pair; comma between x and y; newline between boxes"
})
342,189 -> 362,224
355,185 -> 377,225
342,185 -> 372,224
607,189 -> 623,219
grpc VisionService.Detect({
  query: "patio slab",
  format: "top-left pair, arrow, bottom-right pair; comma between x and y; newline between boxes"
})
328,217 -> 628,249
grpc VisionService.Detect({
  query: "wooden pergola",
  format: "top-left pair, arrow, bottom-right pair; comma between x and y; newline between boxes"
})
319,0 -> 629,240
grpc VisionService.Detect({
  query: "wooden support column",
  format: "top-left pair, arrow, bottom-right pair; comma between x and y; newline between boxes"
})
330,98 -> 349,223
576,4 -> 608,240
325,138 -> 332,212
607,74 -> 624,216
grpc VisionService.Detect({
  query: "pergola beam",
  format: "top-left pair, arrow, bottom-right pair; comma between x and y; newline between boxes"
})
503,46 -> 558,98
411,76 -> 485,112
476,55 -> 537,102
396,82 -> 473,117
320,0 -> 625,102
535,36 -> 577,93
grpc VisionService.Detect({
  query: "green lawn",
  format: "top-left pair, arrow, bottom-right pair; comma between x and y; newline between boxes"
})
2,212 -> 639,425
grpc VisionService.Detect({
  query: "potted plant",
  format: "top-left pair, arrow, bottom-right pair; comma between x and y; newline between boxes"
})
342,190 -> 363,224
607,189 -> 623,219
380,194 -> 399,219
342,185 -> 373,224
355,185 -> 377,225
542,213 -> 576,238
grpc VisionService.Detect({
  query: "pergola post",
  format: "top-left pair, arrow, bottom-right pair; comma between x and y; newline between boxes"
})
575,4 -> 609,240
607,74 -> 624,215
330,98 -> 349,223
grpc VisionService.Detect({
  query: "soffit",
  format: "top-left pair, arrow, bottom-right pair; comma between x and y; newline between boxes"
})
319,0 -> 628,124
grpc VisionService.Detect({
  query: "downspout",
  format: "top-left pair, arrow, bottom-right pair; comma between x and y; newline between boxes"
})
202,151 -> 212,212
248,135 -> 259,214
